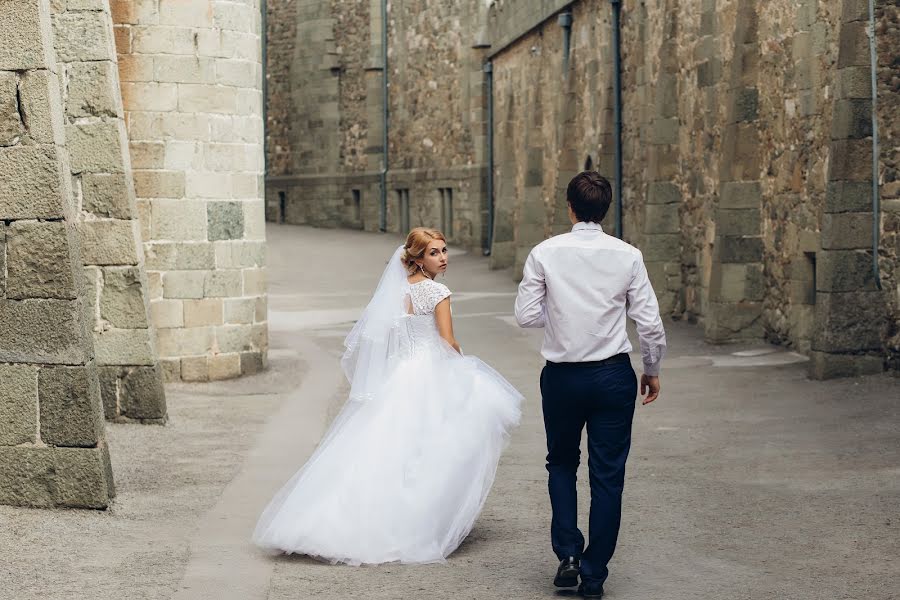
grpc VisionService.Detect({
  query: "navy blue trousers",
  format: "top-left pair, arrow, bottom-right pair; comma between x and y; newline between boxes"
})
540,354 -> 637,589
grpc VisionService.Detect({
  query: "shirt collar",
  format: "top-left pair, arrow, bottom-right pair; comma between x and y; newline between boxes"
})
572,221 -> 604,233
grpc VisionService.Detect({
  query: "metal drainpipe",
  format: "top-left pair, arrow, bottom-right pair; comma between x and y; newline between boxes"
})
379,0 -> 389,232
484,61 -> 494,256
866,0 -> 882,290
610,0 -> 623,239
558,12 -> 573,72
261,0 -> 267,183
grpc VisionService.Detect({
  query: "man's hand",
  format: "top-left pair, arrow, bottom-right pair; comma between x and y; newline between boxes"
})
640,374 -> 660,405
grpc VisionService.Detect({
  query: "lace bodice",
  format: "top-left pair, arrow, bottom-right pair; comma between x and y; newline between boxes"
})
406,279 -> 451,316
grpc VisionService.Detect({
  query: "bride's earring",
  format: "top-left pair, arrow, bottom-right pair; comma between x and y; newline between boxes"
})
419,264 -> 430,279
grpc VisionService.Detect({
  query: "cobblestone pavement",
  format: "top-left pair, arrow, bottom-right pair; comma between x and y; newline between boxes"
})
1,224 -> 898,600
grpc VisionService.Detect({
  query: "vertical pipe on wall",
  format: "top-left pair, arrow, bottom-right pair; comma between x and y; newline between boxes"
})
610,0 -> 623,239
558,12 -> 573,73
261,0 -> 267,180
866,0 -> 882,290
379,0 -> 389,232
484,61 -> 494,255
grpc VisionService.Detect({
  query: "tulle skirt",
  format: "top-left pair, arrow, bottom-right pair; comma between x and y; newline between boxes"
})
252,348 -> 522,565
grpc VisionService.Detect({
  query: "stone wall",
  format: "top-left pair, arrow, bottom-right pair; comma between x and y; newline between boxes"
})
112,0 -> 268,382
1,0 -> 114,509
51,0 -> 167,421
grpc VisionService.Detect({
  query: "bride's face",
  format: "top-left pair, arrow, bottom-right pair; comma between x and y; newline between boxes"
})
418,240 -> 448,276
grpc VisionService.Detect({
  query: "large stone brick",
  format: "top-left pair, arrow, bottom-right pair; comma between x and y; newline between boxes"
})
718,235 -> 763,263
120,366 -> 167,420
133,170 -> 186,198
53,446 -> 113,509
151,199 -> 207,240
204,270 -> 243,297
808,351 -> 883,380
65,61 -> 119,119
0,299 -> 89,365
643,203 -> 680,234
209,353 -> 241,380
97,366 -> 120,421
145,242 -> 216,270
215,241 -> 266,268
817,250 -> 878,292
719,181 -> 761,209
0,0 -> 52,70
156,326 -> 214,357
208,201 -> 245,240
81,173 -> 132,219
100,267 -> 149,328
825,181 -> 872,213
6,221 -> 78,300
0,364 -> 39,445
184,298 -> 224,327
831,98 -> 872,139
836,66 -> 873,100
821,212 -> 873,250
642,234 -> 681,262
0,146 -> 65,219
224,297 -> 255,324
704,301 -> 764,342
150,299 -> 184,329
93,328 -> 155,366
66,121 -> 125,174
162,270 -> 206,299
53,12 -> 115,62
0,447 -> 55,508
837,21 -> 871,69
716,208 -> 761,236
120,82 -> 179,112
0,223 -> 6,296
0,73 -> 24,145
646,182 -> 680,205
153,55 -> 216,85
79,220 -> 139,265
812,290 -> 886,353
38,365 -> 103,447
242,268 -> 267,295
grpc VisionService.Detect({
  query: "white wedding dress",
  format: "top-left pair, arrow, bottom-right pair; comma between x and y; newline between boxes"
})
252,252 -> 522,565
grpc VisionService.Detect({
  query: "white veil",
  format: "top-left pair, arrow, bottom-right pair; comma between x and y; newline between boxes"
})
340,245 -> 408,402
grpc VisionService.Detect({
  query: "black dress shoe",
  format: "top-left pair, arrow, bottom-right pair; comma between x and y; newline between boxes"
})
577,583 -> 604,599
553,556 -> 580,588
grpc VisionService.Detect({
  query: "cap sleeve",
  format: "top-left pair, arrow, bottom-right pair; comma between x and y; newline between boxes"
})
427,281 -> 452,313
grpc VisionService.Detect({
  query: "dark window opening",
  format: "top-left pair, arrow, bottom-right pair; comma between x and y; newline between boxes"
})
352,189 -> 361,222
439,188 -> 453,237
278,191 -> 286,223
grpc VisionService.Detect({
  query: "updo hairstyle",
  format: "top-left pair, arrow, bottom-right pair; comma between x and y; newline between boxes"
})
402,227 -> 446,275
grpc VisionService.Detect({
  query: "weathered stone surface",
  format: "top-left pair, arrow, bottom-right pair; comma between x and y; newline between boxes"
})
719,181 -> 761,209
53,446 -> 113,509
97,366 -> 120,421
93,328 -> 155,366
81,173 -> 132,219
38,365 -> 103,447
813,291 -> 886,353
0,364 -> 39,445
0,447 -> 55,508
204,270 -> 243,297
821,212 -> 873,250
208,201 -> 245,241
705,302 -> 765,343
66,121 -> 125,174
145,242 -> 216,270
120,366 -> 167,420
18,69 -> 65,145
0,0 -> 52,70
6,221 -> 77,300
825,181 -> 872,213
643,203 -> 680,234
831,98 -> 873,139
100,267 -> 149,328
0,223 -> 6,296
79,220 -> 139,265
817,250 -> 878,292
808,351 -> 884,380
0,146 -> 65,219
180,356 -> 209,382
209,353 -> 241,380
184,298 -> 224,327
53,11 -> 115,63
0,299 -> 89,365
240,350 -> 265,375
65,61 -> 119,118
717,208 -> 761,236
0,72 -> 24,145
719,236 -> 763,263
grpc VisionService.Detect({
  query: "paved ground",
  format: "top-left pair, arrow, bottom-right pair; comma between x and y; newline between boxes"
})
2,224 -> 898,600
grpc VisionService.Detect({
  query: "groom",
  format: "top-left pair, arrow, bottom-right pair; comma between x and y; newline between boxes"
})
515,171 -> 667,598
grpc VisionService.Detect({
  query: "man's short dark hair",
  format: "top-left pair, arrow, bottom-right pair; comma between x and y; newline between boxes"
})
567,171 -> 612,223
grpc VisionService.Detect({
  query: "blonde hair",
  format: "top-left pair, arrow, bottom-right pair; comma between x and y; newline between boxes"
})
402,227 -> 446,274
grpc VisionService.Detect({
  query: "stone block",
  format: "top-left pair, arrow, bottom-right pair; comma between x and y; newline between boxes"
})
650,117 -> 679,145
719,181 -> 761,209
0,0 -> 52,70
215,241 -> 265,269
825,181 -> 872,213
79,220 -> 139,266
130,142 -> 166,170
643,203 -> 680,234
224,298 -> 255,324
116,54 -> 154,83
38,365 -> 103,447
831,98 -> 872,139
186,171 -> 235,199
164,141 -> 203,171
231,173 -> 260,198
841,0 -> 869,23
812,290 -> 886,352
159,0 -> 214,26
131,25 -> 195,55
0,73 -> 23,145
836,66 -> 873,100
0,299 -> 89,365
120,366 -> 166,420
837,22 -> 870,69
647,145 -> 678,179
52,446 -> 113,509
243,200 -> 266,240
178,83 -> 237,114
100,266 -> 149,328
808,351 -> 883,380
180,356 -> 209,382
240,351 -> 265,376
215,59 -> 258,88
209,353 -> 241,380
242,268 -> 267,295
731,87 -> 758,122
163,270 -> 206,299
205,270 -> 243,297
0,223 -> 6,296
0,364 -> 39,445
81,173 -> 132,219
0,447 -> 55,508
817,250 -> 878,292
254,296 -> 267,322
110,0 -> 161,26
215,324 -> 253,353
208,201 -> 245,241
133,170 -> 186,198
646,182 -> 680,205
66,121 -> 125,174
97,366 -> 120,421
65,61 -> 119,119
150,299 -> 184,329
156,326 -> 214,357
154,55 -> 216,84
159,358 -> 181,382
722,123 -> 760,179
641,234 -> 681,262
0,146 -> 65,219
719,235 -> 763,263
716,208 -> 760,236
120,82 -> 178,112
93,328 -> 155,366
184,298 -> 224,327
18,69 -> 65,145
53,11 -> 115,62
6,221 -> 77,300
145,242 -> 216,270
151,199 -> 207,240
704,301 -> 764,343
821,212 -> 872,250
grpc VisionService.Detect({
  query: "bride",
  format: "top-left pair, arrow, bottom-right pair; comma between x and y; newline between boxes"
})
252,227 -> 523,565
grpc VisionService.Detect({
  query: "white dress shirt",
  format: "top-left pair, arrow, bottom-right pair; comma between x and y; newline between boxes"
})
514,221 -> 667,376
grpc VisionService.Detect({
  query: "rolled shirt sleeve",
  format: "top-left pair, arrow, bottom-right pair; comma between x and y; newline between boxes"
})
626,252 -> 667,376
515,250 -> 547,328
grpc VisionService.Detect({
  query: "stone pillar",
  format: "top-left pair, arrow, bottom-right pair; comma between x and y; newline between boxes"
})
513,78 -> 547,280
364,0 -> 386,229
809,2 -> 886,378
51,0 -> 166,422
489,85 -> 518,270
0,0 -> 114,508
641,1 -> 682,317
112,0 -> 268,382
706,0 -> 765,343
